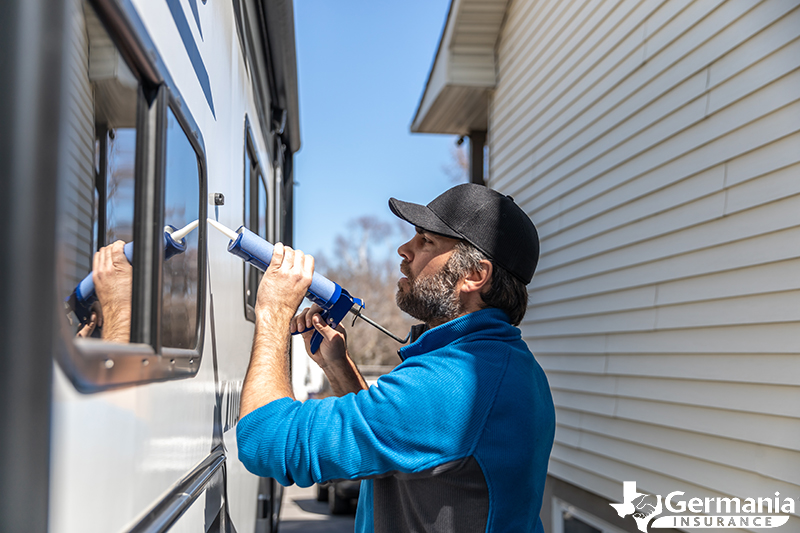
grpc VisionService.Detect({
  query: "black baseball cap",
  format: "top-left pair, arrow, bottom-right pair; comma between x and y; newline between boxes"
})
389,183 -> 539,284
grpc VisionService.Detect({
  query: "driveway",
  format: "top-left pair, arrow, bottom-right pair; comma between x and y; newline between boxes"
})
279,483 -> 356,532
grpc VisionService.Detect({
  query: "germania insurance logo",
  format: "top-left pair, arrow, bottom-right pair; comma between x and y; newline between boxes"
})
610,481 -> 795,531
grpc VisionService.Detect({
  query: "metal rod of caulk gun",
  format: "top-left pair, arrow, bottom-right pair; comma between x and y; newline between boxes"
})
347,308 -> 412,344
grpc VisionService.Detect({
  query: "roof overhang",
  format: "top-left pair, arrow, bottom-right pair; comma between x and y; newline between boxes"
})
411,0 -> 510,135
260,0 -> 300,153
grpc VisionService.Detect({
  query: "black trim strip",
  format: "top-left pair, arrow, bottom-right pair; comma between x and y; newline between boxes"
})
125,447 -> 226,533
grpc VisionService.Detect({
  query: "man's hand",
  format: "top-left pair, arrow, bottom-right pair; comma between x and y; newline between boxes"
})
241,243 -> 313,419
291,304 -> 348,369
254,243 -> 314,324
93,241 -> 132,343
291,304 -> 368,396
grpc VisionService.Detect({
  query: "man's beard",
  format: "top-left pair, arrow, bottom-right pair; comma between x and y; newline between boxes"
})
396,258 -> 464,325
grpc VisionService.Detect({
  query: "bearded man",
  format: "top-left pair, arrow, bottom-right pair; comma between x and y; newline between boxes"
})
237,183 -> 555,533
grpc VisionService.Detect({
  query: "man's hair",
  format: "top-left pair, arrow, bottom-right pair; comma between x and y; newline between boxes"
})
448,241 -> 530,326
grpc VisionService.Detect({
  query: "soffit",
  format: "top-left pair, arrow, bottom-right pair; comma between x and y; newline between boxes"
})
411,0 -> 510,135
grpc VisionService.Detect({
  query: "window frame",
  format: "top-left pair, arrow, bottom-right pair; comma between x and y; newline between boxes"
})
57,0 -> 208,393
158,92 -> 207,355
242,116 -> 270,322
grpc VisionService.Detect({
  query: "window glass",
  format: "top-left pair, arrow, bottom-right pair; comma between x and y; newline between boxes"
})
244,154 -> 252,236
243,134 -> 267,317
258,175 -> 268,239
105,128 -> 137,245
162,108 -> 201,349
244,145 -> 256,311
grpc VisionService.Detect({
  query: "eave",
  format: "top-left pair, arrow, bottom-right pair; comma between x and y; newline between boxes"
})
411,0 -> 510,135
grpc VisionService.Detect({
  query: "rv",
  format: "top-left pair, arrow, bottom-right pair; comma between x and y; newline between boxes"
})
0,0 -> 300,531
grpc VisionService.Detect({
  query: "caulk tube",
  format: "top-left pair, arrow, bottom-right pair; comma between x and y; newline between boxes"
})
217,223 -> 364,353
67,226 -> 191,324
227,226 -> 342,310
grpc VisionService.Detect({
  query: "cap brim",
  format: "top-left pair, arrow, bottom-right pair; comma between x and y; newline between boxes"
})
388,198 -> 462,239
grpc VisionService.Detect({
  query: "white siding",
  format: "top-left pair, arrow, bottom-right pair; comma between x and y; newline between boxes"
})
490,0 -> 800,530
59,0 -> 96,297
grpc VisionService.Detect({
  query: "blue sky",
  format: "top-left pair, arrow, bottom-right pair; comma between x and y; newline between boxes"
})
292,0 -> 457,260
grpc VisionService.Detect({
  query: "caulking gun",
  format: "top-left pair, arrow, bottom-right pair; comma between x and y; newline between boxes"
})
66,220 -> 200,326
208,219 -> 411,354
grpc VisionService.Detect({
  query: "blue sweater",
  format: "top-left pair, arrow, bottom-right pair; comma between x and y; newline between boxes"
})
237,308 -> 555,532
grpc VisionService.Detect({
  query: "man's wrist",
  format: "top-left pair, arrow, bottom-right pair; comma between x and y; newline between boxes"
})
317,351 -> 349,373
255,302 -> 298,327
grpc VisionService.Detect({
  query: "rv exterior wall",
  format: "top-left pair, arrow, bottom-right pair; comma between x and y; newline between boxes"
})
48,0 -> 295,530
489,0 -> 800,529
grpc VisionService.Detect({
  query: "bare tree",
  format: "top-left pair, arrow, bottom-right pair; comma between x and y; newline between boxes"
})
443,141 -> 469,184
314,217 -> 415,366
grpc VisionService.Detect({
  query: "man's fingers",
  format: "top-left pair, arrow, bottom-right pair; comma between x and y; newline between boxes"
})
312,314 -> 340,341
291,308 -> 310,334
94,246 -> 111,282
270,242 -> 285,270
111,240 -> 125,257
289,248 -> 303,273
303,253 -> 314,279
280,245 -> 295,271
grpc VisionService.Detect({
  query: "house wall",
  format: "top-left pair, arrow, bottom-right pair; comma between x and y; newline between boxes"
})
489,0 -> 800,530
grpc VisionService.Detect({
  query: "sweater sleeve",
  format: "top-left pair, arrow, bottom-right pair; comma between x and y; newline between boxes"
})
236,348 -> 507,487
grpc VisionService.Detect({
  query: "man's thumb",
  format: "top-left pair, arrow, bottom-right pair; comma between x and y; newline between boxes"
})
312,314 -> 338,340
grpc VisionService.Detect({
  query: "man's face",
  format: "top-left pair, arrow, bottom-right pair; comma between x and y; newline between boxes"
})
395,228 -> 463,326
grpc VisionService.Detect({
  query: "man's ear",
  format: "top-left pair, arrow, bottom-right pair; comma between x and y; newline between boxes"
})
461,260 -> 493,295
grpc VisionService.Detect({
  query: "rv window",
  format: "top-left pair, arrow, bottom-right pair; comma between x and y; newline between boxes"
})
61,1 -> 140,344
56,0 -> 207,391
161,107 -> 201,349
243,127 -> 268,321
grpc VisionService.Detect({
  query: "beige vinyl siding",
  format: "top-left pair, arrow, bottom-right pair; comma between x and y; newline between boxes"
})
490,0 -> 800,529
59,0 -> 96,297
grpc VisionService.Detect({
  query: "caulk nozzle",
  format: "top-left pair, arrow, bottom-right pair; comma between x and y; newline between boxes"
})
207,218 -> 239,241
169,219 -> 199,241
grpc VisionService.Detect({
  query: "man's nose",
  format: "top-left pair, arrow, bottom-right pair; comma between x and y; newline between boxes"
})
397,239 -> 413,261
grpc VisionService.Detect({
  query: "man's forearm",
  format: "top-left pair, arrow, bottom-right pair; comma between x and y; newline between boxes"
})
321,355 -> 368,396
240,310 -> 296,419
101,303 -> 130,343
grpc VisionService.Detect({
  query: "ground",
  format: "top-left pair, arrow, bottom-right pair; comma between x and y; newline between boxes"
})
279,483 -> 356,532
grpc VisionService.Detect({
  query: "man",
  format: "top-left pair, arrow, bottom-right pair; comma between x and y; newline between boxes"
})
237,183 -> 555,532
77,240 -> 133,342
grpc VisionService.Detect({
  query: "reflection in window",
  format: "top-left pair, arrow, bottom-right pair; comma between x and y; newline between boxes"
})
104,128 -> 137,245
62,1 -> 138,342
162,108 -> 200,349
